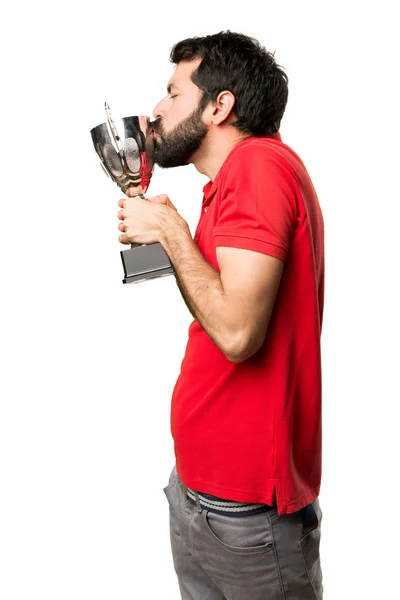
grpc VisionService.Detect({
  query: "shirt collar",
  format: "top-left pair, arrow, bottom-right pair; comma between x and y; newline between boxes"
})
202,132 -> 282,207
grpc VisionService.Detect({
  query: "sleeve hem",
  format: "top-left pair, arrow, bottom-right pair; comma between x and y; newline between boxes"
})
214,233 -> 287,261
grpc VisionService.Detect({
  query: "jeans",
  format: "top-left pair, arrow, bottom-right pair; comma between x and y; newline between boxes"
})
163,465 -> 323,600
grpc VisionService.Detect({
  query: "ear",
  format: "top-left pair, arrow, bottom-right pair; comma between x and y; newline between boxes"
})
206,90 -> 236,126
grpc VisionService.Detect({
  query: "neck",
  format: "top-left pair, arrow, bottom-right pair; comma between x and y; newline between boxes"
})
191,128 -> 252,181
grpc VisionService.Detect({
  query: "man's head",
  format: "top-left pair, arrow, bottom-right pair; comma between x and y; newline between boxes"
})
151,31 -> 288,168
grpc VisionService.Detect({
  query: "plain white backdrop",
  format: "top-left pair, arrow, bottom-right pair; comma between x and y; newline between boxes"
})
1,1 -> 399,598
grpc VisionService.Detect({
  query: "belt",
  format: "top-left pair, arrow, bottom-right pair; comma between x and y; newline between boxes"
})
181,483 -> 275,517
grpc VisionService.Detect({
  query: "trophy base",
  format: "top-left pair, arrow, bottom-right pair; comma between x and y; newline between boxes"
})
120,242 -> 174,284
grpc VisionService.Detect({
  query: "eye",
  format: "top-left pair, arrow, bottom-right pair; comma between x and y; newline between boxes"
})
169,94 -> 178,99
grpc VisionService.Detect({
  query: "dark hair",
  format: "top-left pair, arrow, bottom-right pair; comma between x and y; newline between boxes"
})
170,31 -> 289,136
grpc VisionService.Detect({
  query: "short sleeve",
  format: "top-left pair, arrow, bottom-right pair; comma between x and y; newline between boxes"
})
213,146 -> 297,262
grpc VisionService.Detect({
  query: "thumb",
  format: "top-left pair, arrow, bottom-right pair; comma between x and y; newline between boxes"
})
147,194 -> 177,211
146,194 -> 168,204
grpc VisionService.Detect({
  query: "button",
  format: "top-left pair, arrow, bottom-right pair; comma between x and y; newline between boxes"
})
204,207 -> 208,213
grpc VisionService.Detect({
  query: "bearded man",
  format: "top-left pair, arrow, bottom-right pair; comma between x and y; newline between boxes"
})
117,30 -> 325,600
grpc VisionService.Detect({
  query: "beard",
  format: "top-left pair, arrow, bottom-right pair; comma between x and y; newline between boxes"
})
151,105 -> 208,168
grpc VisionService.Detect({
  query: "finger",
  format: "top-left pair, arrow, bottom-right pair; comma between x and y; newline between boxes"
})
118,199 -> 126,208
118,222 -> 126,232
119,233 -> 130,244
117,209 -> 125,220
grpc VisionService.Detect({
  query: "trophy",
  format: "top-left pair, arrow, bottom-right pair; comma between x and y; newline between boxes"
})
90,103 -> 174,284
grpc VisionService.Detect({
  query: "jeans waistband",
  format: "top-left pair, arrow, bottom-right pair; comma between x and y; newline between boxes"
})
183,484 -> 275,517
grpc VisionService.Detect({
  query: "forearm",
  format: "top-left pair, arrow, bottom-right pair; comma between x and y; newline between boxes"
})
159,215 -> 240,359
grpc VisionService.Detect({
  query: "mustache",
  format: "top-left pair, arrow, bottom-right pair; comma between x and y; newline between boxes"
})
149,118 -> 164,134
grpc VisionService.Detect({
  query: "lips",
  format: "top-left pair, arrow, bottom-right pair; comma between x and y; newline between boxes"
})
150,119 -> 163,136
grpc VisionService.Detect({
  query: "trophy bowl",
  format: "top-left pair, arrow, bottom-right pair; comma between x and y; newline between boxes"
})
90,104 -> 174,284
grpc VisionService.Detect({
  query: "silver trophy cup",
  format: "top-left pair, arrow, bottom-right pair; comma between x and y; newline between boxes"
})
90,103 -> 174,284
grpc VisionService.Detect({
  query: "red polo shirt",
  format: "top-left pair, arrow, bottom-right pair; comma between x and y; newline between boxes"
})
170,133 -> 324,516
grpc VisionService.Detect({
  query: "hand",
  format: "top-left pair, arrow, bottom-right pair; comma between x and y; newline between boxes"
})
145,193 -> 178,212
117,193 -> 181,245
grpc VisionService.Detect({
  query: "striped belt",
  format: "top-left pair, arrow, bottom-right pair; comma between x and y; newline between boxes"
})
182,483 -> 275,517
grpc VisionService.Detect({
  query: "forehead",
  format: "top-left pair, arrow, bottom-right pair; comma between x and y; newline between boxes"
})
167,57 -> 202,89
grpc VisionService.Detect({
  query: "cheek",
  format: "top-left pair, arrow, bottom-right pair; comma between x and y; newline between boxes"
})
163,110 -> 180,133
164,99 -> 196,132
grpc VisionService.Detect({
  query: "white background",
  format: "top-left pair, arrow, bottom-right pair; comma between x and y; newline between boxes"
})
1,1 -> 399,598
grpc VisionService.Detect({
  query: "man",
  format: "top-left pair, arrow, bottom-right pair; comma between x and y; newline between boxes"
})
118,31 -> 324,600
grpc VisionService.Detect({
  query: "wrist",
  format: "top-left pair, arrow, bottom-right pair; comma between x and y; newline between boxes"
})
159,210 -> 191,247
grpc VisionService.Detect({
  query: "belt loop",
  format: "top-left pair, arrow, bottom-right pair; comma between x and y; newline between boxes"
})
194,491 -> 202,513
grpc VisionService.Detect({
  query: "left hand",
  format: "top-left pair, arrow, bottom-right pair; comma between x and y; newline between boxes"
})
117,193 -> 174,245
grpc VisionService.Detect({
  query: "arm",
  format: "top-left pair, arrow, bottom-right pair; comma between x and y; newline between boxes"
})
159,214 -> 284,363
118,145 -> 295,362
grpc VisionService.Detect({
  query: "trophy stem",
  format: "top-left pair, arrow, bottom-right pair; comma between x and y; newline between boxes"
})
125,191 -> 145,249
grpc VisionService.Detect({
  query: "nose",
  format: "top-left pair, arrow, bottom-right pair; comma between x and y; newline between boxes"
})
152,97 -> 167,120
